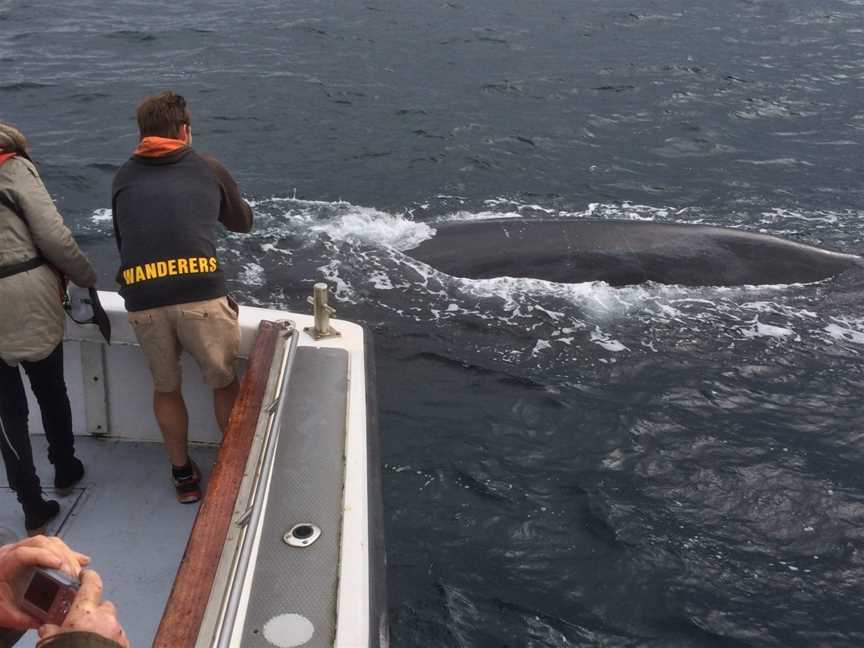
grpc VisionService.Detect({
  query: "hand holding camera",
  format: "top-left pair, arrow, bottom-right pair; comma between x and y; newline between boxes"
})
0,535 -> 89,629
37,569 -> 129,648
0,535 -> 127,648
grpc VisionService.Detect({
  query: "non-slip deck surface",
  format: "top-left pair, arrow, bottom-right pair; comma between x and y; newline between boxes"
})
241,347 -> 348,648
0,437 -> 216,648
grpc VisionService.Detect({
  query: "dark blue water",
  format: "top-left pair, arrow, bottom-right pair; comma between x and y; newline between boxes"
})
3,1 -> 864,645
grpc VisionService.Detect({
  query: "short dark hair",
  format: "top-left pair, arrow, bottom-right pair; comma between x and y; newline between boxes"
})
136,91 -> 191,138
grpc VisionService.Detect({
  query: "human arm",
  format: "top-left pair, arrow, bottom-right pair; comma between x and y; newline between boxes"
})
202,154 -> 253,233
0,535 -> 91,630
6,158 -> 97,287
36,570 -> 128,648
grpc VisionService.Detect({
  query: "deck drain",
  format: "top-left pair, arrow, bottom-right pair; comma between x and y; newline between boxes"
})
283,523 -> 321,547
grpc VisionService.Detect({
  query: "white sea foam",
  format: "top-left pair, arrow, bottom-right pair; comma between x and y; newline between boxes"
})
440,210 -> 524,223
741,318 -> 796,339
260,242 -> 291,255
317,259 -> 359,303
368,270 -> 394,290
824,319 -> 864,345
438,200 -> 682,225
531,339 -> 552,355
525,614 -> 578,647
457,275 -> 613,317
90,208 -> 112,222
739,158 -> 814,166
309,207 -> 435,251
590,328 -> 629,352
758,207 -> 843,225
238,262 -> 265,287
483,197 -> 557,214
741,301 -> 817,318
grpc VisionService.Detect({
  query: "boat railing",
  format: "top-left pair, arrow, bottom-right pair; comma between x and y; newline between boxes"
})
211,321 -> 299,647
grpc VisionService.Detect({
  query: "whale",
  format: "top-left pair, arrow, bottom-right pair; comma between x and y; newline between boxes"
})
407,219 -> 864,287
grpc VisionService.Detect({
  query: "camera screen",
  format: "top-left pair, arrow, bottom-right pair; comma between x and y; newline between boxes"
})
25,571 -> 60,612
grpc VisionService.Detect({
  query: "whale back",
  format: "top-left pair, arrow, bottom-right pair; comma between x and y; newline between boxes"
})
408,219 -> 863,286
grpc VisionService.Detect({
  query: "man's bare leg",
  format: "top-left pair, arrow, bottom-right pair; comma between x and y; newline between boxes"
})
153,389 -> 189,467
214,378 -> 239,433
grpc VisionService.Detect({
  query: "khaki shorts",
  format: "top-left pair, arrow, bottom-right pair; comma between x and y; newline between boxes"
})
128,297 -> 241,393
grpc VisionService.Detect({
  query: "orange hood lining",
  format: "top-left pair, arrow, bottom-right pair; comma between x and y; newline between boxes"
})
134,137 -> 187,158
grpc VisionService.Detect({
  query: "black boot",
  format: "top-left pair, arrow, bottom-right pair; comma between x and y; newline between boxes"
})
54,457 -> 85,495
23,498 -> 59,536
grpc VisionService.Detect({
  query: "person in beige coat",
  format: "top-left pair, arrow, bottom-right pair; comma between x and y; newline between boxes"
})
0,122 -> 97,535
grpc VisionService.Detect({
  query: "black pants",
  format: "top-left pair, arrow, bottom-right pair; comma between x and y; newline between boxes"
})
0,344 -> 75,506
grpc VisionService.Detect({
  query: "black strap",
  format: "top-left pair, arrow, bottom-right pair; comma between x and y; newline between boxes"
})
0,256 -> 45,279
0,189 -> 23,218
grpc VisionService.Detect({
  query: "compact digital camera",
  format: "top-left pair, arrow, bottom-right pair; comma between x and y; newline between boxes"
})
18,568 -> 79,625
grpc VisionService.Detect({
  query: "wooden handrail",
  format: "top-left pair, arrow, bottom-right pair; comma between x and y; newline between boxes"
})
153,320 -> 281,648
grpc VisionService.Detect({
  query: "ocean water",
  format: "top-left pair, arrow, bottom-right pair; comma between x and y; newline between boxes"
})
3,0 -> 864,646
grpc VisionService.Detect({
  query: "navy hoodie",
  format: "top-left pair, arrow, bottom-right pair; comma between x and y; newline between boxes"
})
111,146 -> 252,311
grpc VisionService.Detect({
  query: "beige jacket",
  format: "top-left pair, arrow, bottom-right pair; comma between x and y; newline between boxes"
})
0,156 -> 96,364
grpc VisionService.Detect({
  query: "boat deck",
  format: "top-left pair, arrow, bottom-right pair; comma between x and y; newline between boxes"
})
0,296 -> 384,647
0,436 -> 217,648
